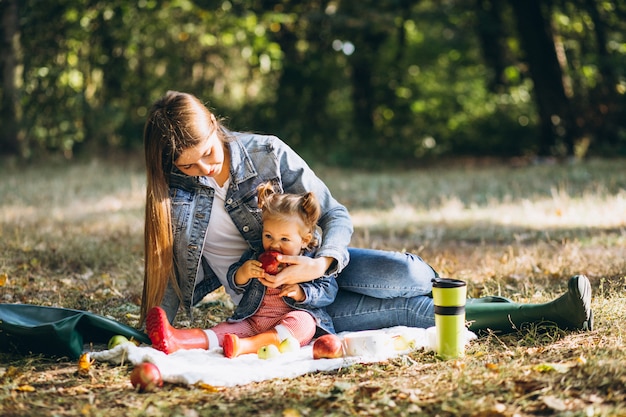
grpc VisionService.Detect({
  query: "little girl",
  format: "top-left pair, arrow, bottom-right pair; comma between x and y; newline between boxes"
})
146,182 -> 337,358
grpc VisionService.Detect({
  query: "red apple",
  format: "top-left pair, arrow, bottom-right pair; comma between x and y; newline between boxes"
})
258,250 -> 283,274
130,362 -> 163,392
312,334 -> 344,359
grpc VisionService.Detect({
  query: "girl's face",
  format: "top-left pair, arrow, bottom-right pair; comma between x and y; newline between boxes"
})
174,129 -> 227,178
262,217 -> 311,256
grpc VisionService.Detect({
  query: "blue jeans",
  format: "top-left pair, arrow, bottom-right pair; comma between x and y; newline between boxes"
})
326,248 -> 437,332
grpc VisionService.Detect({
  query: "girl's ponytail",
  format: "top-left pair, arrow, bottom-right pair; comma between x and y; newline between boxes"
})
300,192 -> 321,230
256,181 -> 277,210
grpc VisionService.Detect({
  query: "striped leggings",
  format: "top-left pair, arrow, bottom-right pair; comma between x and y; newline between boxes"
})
211,287 -> 316,347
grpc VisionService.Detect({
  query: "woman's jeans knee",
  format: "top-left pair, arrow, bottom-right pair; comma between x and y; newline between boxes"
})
327,291 -> 436,332
337,248 -> 436,297
326,248 -> 438,332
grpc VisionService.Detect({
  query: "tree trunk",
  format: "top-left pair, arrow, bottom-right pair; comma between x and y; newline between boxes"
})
509,0 -> 577,156
350,53 -> 375,134
344,18 -> 388,143
0,0 -> 22,156
475,0 -> 508,92
583,0 -> 621,146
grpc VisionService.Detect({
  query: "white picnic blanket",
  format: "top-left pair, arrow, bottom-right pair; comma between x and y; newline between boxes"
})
91,326 -> 476,387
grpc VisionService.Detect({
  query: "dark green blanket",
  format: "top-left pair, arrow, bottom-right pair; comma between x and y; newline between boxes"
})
0,304 -> 150,359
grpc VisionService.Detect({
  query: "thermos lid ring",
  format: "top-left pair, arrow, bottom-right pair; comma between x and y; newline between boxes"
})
432,278 -> 467,288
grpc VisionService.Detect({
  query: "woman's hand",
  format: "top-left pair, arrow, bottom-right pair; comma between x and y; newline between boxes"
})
258,255 -> 333,288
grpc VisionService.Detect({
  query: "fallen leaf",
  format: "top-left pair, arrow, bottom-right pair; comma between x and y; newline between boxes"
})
586,394 -> 604,404
196,382 -> 225,392
452,359 -> 465,369
533,362 -> 573,373
485,363 -> 499,371
470,402 -> 508,417
16,384 -> 36,392
283,408 -> 302,417
77,352 -> 94,376
513,378 -> 544,395
524,347 -> 545,356
542,395 -> 567,411
1,366 -> 21,380
0,273 -> 7,286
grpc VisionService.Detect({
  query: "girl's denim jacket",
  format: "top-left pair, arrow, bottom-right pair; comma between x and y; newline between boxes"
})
225,247 -> 338,335
160,130 -> 353,324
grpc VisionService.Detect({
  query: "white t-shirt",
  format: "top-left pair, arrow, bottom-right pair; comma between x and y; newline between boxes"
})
201,177 -> 249,305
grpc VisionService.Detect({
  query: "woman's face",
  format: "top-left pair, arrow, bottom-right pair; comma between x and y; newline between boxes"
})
174,129 -> 227,178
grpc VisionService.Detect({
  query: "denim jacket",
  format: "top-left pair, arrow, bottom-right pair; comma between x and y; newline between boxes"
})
160,130 -> 353,323
225,247 -> 338,334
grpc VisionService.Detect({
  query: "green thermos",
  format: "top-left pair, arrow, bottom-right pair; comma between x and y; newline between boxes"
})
432,278 -> 467,359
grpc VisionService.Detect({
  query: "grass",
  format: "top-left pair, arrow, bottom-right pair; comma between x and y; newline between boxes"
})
0,156 -> 625,416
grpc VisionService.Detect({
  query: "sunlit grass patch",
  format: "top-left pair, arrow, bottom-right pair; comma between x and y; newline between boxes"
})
0,156 -> 625,416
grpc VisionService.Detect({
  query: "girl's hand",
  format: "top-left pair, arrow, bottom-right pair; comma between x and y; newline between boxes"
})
234,260 -> 267,286
258,255 -> 333,288
279,284 -> 305,302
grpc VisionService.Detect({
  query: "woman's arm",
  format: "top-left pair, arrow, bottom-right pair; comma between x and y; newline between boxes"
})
272,137 -> 353,282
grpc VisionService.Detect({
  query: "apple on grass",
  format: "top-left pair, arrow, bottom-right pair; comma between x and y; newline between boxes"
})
130,362 -> 163,392
258,250 -> 284,274
108,335 -> 130,350
312,334 -> 344,359
278,336 -> 300,353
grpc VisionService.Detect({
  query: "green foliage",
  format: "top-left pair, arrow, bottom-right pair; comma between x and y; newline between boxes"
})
2,0 -> 625,163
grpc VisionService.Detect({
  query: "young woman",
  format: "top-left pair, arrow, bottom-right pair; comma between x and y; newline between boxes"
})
146,183 -> 336,357
140,90 -> 593,343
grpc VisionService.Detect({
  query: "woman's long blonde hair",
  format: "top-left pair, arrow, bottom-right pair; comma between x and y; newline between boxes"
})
140,91 -> 222,324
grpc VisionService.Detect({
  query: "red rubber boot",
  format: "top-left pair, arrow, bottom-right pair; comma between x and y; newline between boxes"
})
146,307 -> 209,354
222,330 -> 281,358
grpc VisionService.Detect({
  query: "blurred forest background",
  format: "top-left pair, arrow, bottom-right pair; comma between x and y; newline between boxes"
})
1,0 -> 625,167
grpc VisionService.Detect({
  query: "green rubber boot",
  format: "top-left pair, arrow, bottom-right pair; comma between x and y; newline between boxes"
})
465,275 -> 593,334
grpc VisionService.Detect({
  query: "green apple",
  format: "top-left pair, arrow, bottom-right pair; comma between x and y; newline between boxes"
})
257,344 -> 281,360
108,334 -> 130,349
278,336 -> 300,353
